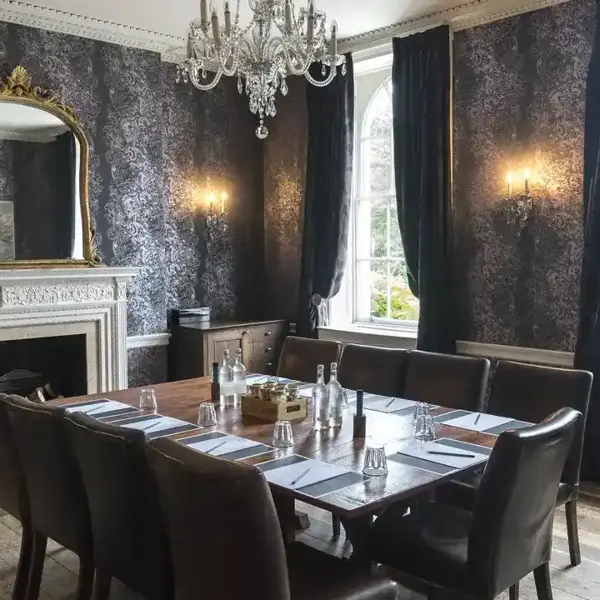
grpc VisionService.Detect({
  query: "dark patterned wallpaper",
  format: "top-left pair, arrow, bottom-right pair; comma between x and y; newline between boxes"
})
263,77 -> 308,321
454,0 -> 594,351
0,21 -> 264,386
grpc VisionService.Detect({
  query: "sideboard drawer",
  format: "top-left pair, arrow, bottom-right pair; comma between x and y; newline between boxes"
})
248,322 -> 287,344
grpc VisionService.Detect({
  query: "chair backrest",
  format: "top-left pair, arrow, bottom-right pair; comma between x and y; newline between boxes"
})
146,437 -> 290,600
469,407 -> 580,598
338,344 -> 408,397
4,395 -> 91,557
0,395 -> 28,520
403,350 -> 490,411
63,412 -> 172,600
488,360 -> 593,488
277,336 -> 342,382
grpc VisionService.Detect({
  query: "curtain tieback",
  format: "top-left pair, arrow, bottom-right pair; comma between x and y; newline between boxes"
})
311,294 -> 330,330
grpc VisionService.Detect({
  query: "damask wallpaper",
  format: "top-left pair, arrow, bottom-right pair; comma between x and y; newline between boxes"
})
454,0 -> 594,351
0,21 -> 264,385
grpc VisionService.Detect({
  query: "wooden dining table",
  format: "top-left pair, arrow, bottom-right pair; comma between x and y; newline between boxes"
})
55,376 -> 512,557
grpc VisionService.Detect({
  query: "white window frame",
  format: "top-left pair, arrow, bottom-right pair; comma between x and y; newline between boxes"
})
329,56 -> 418,335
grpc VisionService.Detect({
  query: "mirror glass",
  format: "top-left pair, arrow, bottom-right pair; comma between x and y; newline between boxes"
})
0,102 -> 83,261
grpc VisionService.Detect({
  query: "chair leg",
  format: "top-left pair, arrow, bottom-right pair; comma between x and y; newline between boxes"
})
509,582 -> 520,600
13,523 -> 34,600
332,514 -> 341,538
75,558 -> 94,600
565,500 -> 581,567
25,531 -> 47,600
533,563 -> 553,600
93,571 -> 111,600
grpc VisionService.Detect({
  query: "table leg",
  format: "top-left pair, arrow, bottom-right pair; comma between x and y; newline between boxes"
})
339,514 -> 374,562
273,493 -> 296,544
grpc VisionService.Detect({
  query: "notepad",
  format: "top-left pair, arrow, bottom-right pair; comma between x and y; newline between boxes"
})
64,399 -> 138,417
443,412 -> 516,433
393,438 -> 488,469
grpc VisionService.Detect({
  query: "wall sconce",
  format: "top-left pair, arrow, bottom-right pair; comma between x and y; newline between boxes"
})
505,168 -> 533,231
200,177 -> 229,228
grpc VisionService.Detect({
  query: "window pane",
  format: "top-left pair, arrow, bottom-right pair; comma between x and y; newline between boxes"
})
370,199 -> 387,258
369,261 -> 389,319
389,203 -> 403,257
368,86 -> 393,138
390,261 -> 419,321
362,138 -> 393,196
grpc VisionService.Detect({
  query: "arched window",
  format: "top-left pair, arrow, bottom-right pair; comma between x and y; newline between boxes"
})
353,77 -> 419,324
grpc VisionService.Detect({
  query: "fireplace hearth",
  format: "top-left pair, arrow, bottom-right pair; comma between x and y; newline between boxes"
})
0,334 -> 87,397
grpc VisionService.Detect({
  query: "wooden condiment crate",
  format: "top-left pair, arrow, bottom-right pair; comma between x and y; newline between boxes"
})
241,394 -> 307,422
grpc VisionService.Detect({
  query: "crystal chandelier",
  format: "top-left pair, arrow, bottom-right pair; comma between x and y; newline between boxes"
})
177,0 -> 346,139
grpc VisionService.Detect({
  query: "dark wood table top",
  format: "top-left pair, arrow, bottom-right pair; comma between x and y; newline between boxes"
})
56,378 -> 501,520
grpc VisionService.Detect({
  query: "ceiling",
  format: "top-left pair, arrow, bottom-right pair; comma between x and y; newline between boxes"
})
20,0 -> 470,41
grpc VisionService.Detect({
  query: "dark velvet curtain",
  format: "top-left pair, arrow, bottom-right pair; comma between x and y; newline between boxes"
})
392,26 -> 455,353
296,54 -> 354,337
575,0 -> 600,481
55,131 -> 76,258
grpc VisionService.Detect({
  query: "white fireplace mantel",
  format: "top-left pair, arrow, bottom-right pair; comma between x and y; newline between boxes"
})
0,267 -> 138,393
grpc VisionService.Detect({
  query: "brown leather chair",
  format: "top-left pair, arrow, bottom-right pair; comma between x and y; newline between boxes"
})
146,437 -> 399,600
277,336 -> 342,383
367,407 -> 581,600
4,395 -> 94,600
403,350 -> 490,412
0,395 -> 33,600
63,412 -> 173,600
338,344 -> 408,397
441,360 -> 592,570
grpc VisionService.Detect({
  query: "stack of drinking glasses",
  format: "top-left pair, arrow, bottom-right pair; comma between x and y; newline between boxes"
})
413,402 -> 436,442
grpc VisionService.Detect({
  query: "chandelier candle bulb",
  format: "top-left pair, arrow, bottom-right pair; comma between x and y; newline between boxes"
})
200,0 -> 208,28
307,0 -> 315,42
507,173 -> 513,196
524,168 -> 530,194
211,9 -> 221,47
330,20 -> 338,57
224,1 -> 231,36
285,0 -> 292,34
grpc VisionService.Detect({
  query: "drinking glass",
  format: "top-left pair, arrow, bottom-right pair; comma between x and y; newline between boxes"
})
139,388 -> 157,413
412,401 -> 428,425
272,421 -> 294,448
415,413 -> 436,442
363,444 -> 388,477
198,402 -> 218,428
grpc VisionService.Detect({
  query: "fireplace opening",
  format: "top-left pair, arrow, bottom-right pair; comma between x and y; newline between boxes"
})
0,334 -> 87,399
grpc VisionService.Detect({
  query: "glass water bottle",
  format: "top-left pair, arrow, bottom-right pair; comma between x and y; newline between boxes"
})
232,348 -> 247,401
312,364 -> 329,431
328,362 -> 344,429
218,349 -> 235,405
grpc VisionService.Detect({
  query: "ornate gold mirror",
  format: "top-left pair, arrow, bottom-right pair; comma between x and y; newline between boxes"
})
0,66 -> 98,267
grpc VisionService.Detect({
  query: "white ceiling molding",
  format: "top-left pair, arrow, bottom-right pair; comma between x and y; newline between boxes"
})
0,0 -> 186,58
341,0 -> 570,59
0,0 -> 569,63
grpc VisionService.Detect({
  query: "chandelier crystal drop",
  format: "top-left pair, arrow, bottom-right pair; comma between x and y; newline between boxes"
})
177,0 -> 346,139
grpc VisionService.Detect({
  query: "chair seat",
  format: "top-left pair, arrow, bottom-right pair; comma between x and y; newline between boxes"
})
437,471 -> 576,510
287,542 -> 398,600
367,502 -> 473,594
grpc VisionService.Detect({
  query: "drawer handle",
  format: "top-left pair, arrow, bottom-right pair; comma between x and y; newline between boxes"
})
264,331 -> 272,336
265,347 -> 273,353
242,330 -> 250,335
266,362 -> 273,367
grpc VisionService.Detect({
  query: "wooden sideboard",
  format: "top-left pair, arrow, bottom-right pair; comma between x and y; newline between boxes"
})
169,319 -> 288,381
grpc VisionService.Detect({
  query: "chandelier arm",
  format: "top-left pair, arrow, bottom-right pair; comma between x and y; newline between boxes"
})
190,66 -> 223,91
305,64 -> 337,88
272,38 -> 314,77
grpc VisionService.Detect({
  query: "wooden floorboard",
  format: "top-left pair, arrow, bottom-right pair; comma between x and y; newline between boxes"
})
2,499 -> 600,599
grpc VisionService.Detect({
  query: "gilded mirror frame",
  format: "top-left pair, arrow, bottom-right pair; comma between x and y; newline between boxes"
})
0,66 -> 100,268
